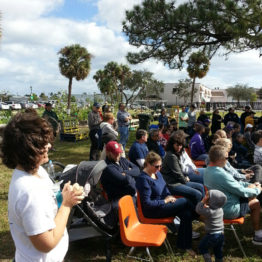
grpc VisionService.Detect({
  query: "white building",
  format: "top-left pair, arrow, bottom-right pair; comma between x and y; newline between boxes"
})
160,83 -> 212,106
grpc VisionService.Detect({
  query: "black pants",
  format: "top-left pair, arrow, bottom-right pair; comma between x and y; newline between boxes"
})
89,129 -> 101,161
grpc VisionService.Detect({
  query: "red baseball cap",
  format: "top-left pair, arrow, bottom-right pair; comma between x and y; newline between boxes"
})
106,141 -> 123,155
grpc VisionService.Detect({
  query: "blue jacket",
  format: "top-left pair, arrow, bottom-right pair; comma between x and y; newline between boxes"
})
136,171 -> 171,217
204,166 -> 260,219
101,157 -> 140,201
158,115 -> 169,126
189,133 -> 206,159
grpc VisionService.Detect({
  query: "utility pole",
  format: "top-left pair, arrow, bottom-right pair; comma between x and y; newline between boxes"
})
30,86 -> 33,100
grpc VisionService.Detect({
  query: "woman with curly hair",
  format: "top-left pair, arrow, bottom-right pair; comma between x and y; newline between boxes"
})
2,112 -> 83,262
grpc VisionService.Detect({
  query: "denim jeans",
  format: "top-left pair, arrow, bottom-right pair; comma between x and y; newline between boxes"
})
89,129 -> 101,161
168,181 -> 205,206
145,197 -> 193,250
195,154 -> 208,161
199,233 -> 224,259
187,168 -> 205,184
118,126 -> 129,150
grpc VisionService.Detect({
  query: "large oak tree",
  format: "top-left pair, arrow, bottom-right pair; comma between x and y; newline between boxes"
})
123,0 -> 262,69
226,84 -> 254,105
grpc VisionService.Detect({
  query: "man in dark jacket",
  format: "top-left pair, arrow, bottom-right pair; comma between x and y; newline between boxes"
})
101,141 -> 140,216
240,105 -> 251,133
88,102 -> 102,160
224,107 -> 239,126
42,102 -> 59,137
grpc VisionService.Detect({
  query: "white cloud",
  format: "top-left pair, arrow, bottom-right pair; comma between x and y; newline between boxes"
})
96,0 -> 142,32
0,0 -> 134,95
1,0 -> 63,20
0,0 -> 261,97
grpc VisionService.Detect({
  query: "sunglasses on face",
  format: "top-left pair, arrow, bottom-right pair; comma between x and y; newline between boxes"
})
152,164 -> 162,169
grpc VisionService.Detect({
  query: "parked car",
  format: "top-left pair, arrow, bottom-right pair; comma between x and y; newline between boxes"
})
28,102 -> 38,109
37,102 -> 45,108
0,102 -> 10,110
20,102 -> 30,109
6,101 -> 22,110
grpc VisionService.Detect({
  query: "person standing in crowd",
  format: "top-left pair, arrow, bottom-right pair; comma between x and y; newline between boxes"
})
240,105 -> 251,133
88,102 -> 102,160
211,109 -> 223,134
128,129 -> 149,169
117,103 -> 132,150
3,112 -> 83,262
99,112 -> 118,160
102,101 -> 109,113
187,104 -> 197,136
224,107 -> 239,126
204,145 -> 262,245
158,108 -> 169,127
42,102 -> 59,138
179,106 -> 188,131
196,189 -> 227,262
245,111 -> 256,128
197,110 -> 209,126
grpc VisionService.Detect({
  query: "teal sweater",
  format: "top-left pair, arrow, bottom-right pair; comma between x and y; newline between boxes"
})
204,166 -> 260,219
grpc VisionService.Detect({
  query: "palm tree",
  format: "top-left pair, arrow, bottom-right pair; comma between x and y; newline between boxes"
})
58,44 -> 91,114
104,62 -> 121,102
118,64 -> 132,103
93,69 -> 114,104
187,52 -> 210,104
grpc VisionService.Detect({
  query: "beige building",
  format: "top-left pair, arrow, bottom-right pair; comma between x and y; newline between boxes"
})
160,83 -> 212,106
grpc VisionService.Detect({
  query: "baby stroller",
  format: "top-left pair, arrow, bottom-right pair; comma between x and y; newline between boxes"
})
44,160 -> 118,262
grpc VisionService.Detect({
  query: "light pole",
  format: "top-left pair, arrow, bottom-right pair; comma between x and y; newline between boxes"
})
30,86 -> 33,101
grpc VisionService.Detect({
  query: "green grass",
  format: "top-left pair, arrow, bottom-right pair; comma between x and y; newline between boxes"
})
1,129 -> 262,261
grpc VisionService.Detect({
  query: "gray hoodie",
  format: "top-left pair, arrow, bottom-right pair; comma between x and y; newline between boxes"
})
196,190 -> 227,234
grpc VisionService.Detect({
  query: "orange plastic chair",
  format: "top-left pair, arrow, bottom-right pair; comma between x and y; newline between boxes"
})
185,147 -> 206,168
118,195 -> 171,261
137,191 -> 175,224
224,217 -> 246,258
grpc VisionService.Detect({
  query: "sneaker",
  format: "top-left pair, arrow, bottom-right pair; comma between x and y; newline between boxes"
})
192,231 -> 200,239
174,217 -> 181,225
252,235 -> 262,245
186,249 -> 197,258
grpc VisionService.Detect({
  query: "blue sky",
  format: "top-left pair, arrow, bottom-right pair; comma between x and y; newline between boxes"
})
0,0 -> 261,96
48,0 -> 98,22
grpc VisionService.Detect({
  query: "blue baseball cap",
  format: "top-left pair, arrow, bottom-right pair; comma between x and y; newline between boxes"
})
93,102 -> 101,108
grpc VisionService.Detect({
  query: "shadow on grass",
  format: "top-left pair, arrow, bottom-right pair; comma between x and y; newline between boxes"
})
0,192 -> 8,200
0,231 -> 15,260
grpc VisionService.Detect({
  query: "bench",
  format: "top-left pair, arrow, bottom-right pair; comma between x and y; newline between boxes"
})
60,119 -> 88,142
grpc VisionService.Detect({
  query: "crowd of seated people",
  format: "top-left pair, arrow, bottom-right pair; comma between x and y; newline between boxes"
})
99,104 -> 262,258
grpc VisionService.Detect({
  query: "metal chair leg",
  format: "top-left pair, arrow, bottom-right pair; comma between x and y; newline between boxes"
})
105,237 -> 112,262
127,246 -> 153,262
164,239 -> 175,262
230,224 -> 247,258
128,246 -> 135,256
145,247 -> 154,262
